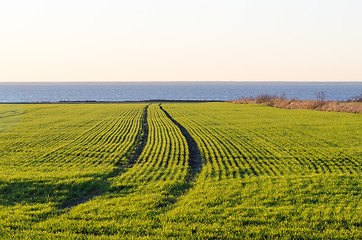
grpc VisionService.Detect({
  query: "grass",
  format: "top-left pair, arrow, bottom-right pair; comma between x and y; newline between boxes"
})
0,102 -> 361,239
161,103 -> 361,239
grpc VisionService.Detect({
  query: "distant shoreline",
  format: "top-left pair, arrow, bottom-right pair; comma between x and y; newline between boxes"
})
0,99 -> 224,104
0,81 -> 361,86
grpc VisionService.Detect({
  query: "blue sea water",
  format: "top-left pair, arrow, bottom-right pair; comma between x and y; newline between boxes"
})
0,82 -> 361,103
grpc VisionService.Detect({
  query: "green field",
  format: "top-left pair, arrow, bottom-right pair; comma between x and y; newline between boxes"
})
0,103 -> 361,239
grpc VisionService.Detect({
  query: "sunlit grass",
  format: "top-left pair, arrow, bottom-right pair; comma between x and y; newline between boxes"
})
0,103 -> 361,239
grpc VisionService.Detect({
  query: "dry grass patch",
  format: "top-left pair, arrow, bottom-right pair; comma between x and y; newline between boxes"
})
231,95 -> 362,113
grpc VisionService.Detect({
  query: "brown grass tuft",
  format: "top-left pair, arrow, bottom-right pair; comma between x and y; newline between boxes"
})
230,95 -> 362,114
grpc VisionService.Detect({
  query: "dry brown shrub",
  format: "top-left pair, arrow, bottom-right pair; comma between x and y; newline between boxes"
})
230,95 -> 362,114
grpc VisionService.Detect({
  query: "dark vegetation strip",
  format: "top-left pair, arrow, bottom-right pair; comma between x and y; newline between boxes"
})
60,105 -> 149,209
159,104 -> 202,182
1,100 -> 224,104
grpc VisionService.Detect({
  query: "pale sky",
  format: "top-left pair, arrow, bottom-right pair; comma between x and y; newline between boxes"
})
0,0 -> 361,82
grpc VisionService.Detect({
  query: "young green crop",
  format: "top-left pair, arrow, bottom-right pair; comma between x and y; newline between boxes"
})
0,102 -> 361,239
7,104 -> 190,238
0,103 -> 146,235
160,103 -> 362,239
163,103 -> 361,179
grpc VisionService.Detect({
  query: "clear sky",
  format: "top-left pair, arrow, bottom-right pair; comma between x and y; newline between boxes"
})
1,0 -> 361,82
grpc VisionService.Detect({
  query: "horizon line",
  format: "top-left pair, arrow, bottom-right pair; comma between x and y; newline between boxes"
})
1,80 -> 361,84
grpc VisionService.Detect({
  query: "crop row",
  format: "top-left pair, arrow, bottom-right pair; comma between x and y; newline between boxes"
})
1,102 -> 360,239
162,103 -> 362,180
157,103 -> 362,239
33,104 -> 191,236
0,104 -> 146,178
114,104 -> 189,186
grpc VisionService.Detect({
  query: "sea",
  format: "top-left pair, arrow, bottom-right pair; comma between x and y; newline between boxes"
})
0,82 -> 361,103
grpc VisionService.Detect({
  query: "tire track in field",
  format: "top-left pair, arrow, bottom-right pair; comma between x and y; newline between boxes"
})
115,105 -> 149,169
61,105 -> 149,209
159,104 -> 202,182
